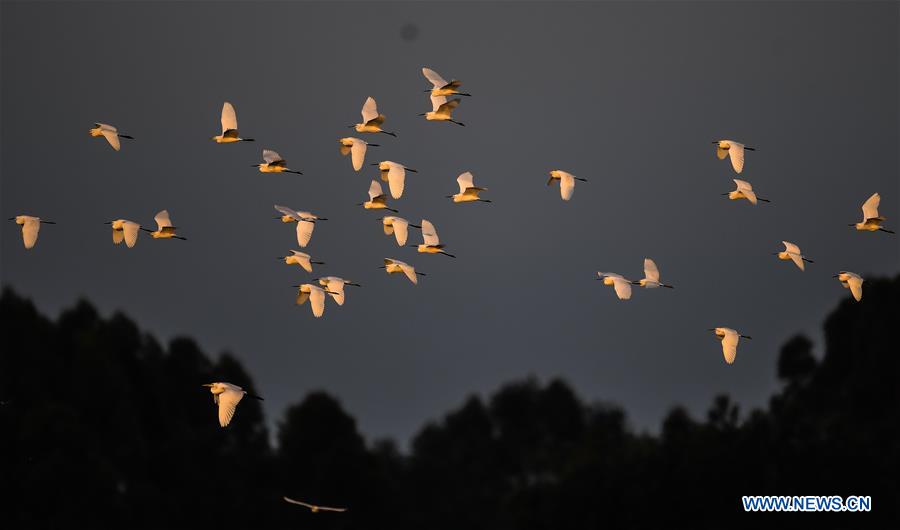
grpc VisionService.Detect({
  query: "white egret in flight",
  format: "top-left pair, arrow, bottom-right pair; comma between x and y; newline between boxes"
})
834,271 -> 864,302
420,95 -> 464,126
278,250 -> 324,273
211,102 -> 254,143
379,258 -> 425,285
633,258 -> 674,289
8,215 -> 55,249
372,161 -> 418,199
547,170 -> 587,201
339,137 -> 378,171
379,216 -> 420,246
253,149 -> 302,174
360,180 -> 398,212
202,382 -> 263,427
283,497 -> 347,513
448,171 -> 490,203
724,179 -> 770,205
713,140 -> 754,173
596,272 -> 634,300
350,97 -> 396,137
851,193 -> 893,233
317,276 -> 361,306
708,327 -> 751,364
293,283 -> 335,318
104,219 -> 142,248
89,123 -> 134,151
141,210 -> 186,240
412,219 -> 455,258
774,241 -> 813,271
274,205 -> 325,248
421,67 -> 471,97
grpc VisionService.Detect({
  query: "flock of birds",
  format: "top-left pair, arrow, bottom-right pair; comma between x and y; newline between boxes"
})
5,66 -> 895,510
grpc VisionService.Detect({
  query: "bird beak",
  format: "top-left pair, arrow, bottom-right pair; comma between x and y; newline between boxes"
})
103,221 -> 112,224
742,335 -> 753,340
406,168 -> 418,172
706,328 -> 716,331
202,384 -> 213,387
7,217 -> 15,221
832,274 -> 839,278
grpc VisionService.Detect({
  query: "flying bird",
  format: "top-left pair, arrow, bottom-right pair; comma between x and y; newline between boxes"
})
253,149 -> 302,174
294,283 -> 334,318
351,97 -> 396,137
851,193 -> 893,233
597,272 -> 634,300
372,161 -> 418,199
360,180 -> 397,212
724,179 -> 770,205
448,171 -> 490,203
547,170 -> 587,201
89,123 -> 134,151
774,241 -> 813,271
211,102 -> 254,143
279,250 -> 324,273
339,137 -> 378,171
380,216 -> 420,246
412,219 -> 455,258
421,67 -> 471,97
104,219 -> 142,248
8,215 -> 54,249
380,258 -> 425,285
283,497 -> 347,513
202,382 -> 263,427
274,205 -> 325,248
713,140 -> 754,173
420,95 -> 464,126
142,210 -> 186,240
708,327 -> 751,364
834,271 -> 864,302
633,258 -> 674,289
317,276 -> 361,306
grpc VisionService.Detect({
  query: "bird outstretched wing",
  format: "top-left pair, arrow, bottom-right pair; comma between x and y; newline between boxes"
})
221,102 -> 238,134
217,387 -> 244,427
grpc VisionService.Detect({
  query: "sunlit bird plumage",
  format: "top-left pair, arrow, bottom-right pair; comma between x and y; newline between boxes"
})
339,137 -> 378,171
89,122 -> 134,151
596,272 -> 634,300
373,161 -> 418,199
293,283 -> 335,318
380,216 -> 420,246
709,327 -> 751,364
834,271 -> 864,302
274,205 -> 325,248
279,250 -> 324,273
420,95 -> 464,126
253,149 -> 302,174
422,67 -> 471,97
351,97 -> 396,137
449,171 -> 490,203
851,193 -> 893,233
360,180 -> 397,212
713,140 -> 754,174
9,215 -> 55,249
141,210 -> 186,240
202,382 -> 263,427
380,258 -> 425,285
775,241 -> 812,271
725,179 -> 769,205
317,276 -> 361,306
211,102 -> 254,143
412,219 -> 455,258
547,170 -> 587,201
634,258 -> 674,289
105,219 -> 142,248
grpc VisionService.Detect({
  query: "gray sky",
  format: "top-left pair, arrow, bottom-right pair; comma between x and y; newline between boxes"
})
2,1 -> 898,447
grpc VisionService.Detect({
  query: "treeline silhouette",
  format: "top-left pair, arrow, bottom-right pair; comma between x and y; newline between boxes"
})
2,277 -> 898,529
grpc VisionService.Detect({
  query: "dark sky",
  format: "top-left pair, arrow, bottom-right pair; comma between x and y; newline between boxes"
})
2,1 -> 898,447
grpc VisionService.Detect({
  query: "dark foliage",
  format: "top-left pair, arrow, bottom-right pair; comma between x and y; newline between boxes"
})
2,276 -> 898,528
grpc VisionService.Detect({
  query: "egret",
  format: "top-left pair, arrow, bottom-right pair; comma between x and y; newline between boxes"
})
351,97 -> 396,137
339,137 -> 378,171
141,210 -> 186,240
448,171 -> 490,203
708,328 -> 751,364
547,170 -> 587,201
419,95 -> 464,126
713,140 -> 754,173
253,149 -> 302,174
211,102 -> 254,143
293,283 -> 334,318
274,205 -> 325,248
202,382 -> 263,428
283,497 -> 347,513
8,215 -> 55,249
372,161 -> 418,199
724,179 -> 770,205
633,258 -> 673,289
774,241 -> 813,271
412,219 -> 455,258
278,250 -> 324,273
360,180 -> 398,212
317,276 -> 361,306
851,193 -> 894,233
104,219 -> 142,248
834,271 -> 864,302
422,67 -> 471,97
596,272 -> 634,300
379,216 -> 420,246
89,123 -> 134,151
379,258 -> 425,285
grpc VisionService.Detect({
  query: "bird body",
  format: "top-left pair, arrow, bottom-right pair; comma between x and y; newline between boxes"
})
362,180 -> 397,212
274,205 -> 323,248
450,172 -> 490,203
280,250 -> 323,273
381,258 -> 424,284
374,161 -> 417,199
422,67 -> 470,97
421,95 -> 464,125
853,193 -> 893,233
339,137 -> 377,171
597,272 -> 634,300
726,179 -> 769,205
9,215 -> 54,249
635,258 -> 673,289
547,170 -> 587,201
352,97 -> 396,136
211,102 -> 253,143
776,241 -> 812,271
143,210 -> 186,240
89,122 -> 134,151
834,271 -> 864,301
106,219 -> 141,248
202,382 -> 262,427
414,219 -> 455,257
713,140 -> 754,173
255,149 -> 302,174
709,327 -> 751,364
